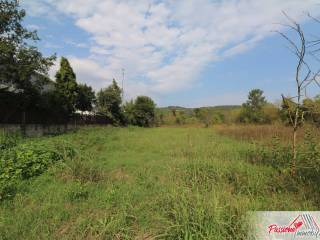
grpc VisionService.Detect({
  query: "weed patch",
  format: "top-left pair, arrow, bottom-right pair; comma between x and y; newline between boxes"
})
67,183 -> 90,202
58,158 -> 105,183
0,140 -> 75,200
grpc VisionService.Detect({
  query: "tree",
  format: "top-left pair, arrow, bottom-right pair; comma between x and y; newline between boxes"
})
194,108 -> 212,127
0,0 -> 54,87
96,79 -> 123,124
55,57 -> 78,114
38,89 -> 70,123
194,108 -> 201,119
0,0 -> 55,123
277,13 -> 320,174
132,96 -> 156,127
123,100 -> 136,125
75,84 -> 95,112
280,97 -> 298,125
239,89 -> 267,123
302,97 -> 320,127
175,110 -> 186,125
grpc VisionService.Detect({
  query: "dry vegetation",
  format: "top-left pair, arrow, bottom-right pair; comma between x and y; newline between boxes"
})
213,124 -> 320,145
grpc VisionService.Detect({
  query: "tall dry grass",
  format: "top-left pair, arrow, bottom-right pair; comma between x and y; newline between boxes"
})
213,124 -> 320,145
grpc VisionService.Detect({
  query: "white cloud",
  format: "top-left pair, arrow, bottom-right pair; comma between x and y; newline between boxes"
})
44,42 -> 63,49
64,39 -> 88,48
24,0 -> 320,102
49,57 -> 114,90
26,24 -> 42,30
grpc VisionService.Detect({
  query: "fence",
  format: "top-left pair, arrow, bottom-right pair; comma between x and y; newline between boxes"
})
0,124 -> 77,137
0,113 -> 111,137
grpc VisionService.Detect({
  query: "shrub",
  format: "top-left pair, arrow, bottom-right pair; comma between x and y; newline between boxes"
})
0,131 -> 21,151
246,131 -> 320,189
0,140 -> 75,200
123,96 -> 156,127
247,137 -> 292,169
297,130 -> 320,184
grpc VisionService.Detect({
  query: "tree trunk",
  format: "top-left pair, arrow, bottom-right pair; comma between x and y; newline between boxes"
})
292,127 -> 297,175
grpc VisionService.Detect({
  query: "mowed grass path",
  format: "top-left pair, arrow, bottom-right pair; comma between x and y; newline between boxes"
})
0,127 -> 317,239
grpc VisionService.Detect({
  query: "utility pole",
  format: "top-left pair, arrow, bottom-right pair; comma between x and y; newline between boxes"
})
121,68 -> 125,101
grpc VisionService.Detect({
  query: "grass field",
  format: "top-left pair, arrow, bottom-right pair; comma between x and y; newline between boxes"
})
0,126 -> 318,239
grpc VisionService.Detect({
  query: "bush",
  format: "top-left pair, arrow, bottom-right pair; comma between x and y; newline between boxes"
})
247,131 -> 320,188
297,130 -> 320,184
247,137 -> 292,169
124,96 -> 156,127
0,131 -> 22,151
0,140 -> 75,200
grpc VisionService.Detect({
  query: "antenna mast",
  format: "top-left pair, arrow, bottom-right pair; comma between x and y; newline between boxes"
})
121,68 -> 125,100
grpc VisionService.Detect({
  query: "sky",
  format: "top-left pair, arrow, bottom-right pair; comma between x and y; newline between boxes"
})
22,0 -> 320,107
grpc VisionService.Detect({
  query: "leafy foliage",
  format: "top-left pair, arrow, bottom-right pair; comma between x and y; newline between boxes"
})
75,83 -> 95,112
55,57 -> 78,114
123,100 -> 136,124
247,130 -> 320,188
280,97 -> 301,126
194,108 -> 214,127
0,137 -> 75,200
130,96 -> 156,127
239,89 -> 269,123
0,0 -> 55,102
302,97 -> 320,127
0,130 -> 21,151
97,79 -> 123,124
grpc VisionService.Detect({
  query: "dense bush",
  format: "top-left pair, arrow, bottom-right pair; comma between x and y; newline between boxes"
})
124,96 -> 156,127
297,131 -> 320,183
0,131 -> 21,151
247,137 -> 292,169
247,132 -> 320,186
302,97 -> 320,127
0,140 -> 75,200
96,79 -> 124,125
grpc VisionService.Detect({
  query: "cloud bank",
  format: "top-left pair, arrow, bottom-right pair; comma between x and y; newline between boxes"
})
24,0 -> 320,101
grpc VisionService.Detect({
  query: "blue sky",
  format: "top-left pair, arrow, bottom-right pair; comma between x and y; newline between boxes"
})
22,0 -> 320,107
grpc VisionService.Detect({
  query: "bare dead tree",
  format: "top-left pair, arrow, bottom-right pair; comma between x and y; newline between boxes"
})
276,12 -> 320,175
307,13 -> 320,60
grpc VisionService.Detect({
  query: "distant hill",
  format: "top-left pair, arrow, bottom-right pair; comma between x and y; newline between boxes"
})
156,105 -> 242,125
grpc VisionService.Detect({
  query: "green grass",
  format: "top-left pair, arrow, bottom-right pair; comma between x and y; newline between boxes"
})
0,126 -> 318,239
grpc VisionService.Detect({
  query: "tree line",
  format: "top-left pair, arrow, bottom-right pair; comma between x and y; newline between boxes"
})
158,88 -> 320,127
0,1 -> 156,127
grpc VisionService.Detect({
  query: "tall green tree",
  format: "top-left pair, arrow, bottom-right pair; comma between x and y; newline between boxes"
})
239,89 -> 268,123
75,84 -> 95,112
55,57 -> 78,114
132,96 -> 156,127
96,79 -> 123,124
0,0 -> 55,119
